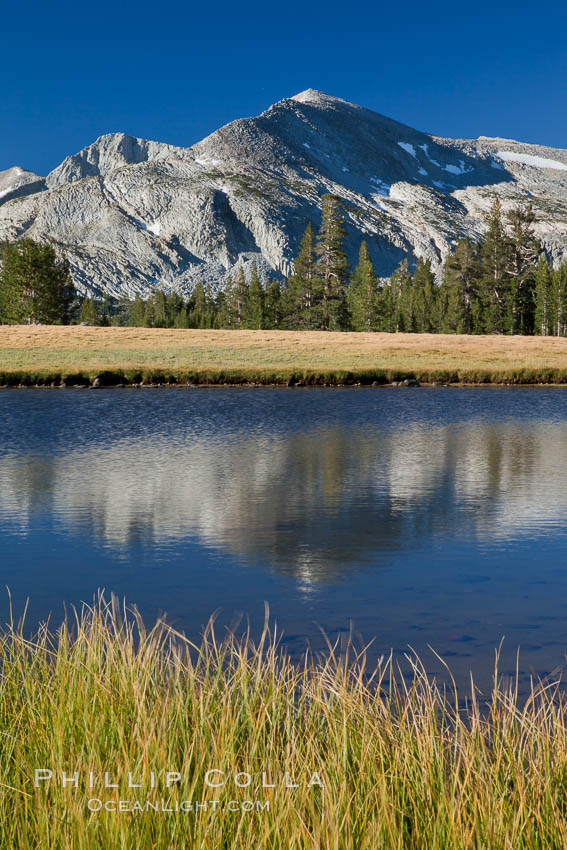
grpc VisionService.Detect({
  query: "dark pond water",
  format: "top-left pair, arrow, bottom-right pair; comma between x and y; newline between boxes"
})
1,387 -> 567,694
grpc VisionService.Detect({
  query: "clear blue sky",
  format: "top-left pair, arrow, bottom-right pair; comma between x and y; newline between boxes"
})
3,0 -> 566,176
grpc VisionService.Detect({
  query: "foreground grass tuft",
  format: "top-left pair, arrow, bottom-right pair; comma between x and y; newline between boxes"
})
2,596 -> 567,848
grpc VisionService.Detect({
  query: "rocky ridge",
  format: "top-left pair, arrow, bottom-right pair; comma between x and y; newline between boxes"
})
2,89 -> 567,298
0,167 -> 46,205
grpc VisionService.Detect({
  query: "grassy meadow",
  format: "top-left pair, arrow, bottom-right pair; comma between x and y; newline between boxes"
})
2,325 -> 567,384
2,596 -> 567,849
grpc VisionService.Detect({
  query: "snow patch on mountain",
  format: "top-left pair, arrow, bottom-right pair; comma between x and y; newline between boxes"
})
495,151 -> 567,171
444,160 -> 474,175
398,142 -> 417,158
195,156 -> 222,167
419,144 -> 441,168
370,176 -> 391,196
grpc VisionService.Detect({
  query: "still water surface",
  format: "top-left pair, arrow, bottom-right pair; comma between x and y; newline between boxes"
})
1,387 -> 567,693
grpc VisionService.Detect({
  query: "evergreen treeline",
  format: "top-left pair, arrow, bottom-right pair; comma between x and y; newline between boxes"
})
0,240 -> 74,324
3,195 -> 567,335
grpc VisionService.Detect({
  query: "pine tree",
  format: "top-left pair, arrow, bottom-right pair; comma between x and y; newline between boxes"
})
264,279 -> 282,329
109,308 -> 125,327
205,284 -> 217,328
347,241 -> 381,331
217,274 -> 233,328
233,268 -> 248,327
378,274 -> 397,332
213,290 -> 225,328
173,307 -> 189,328
412,258 -> 438,333
166,292 -> 185,327
0,239 -> 74,324
96,295 -> 113,326
384,260 -> 412,332
143,296 -> 155,327
534,256 -> 555,336
316,195 -> 349,330
398,262 -> 418,332
187,281 -> 203,327
128,295 -> 146,326
219,269 -> 248,328
439,239 -> 483,333
243,263 -> 264,329
188,281 -> 215,328
79,298 -> 98,325
150,290 -> 168,328
553,261 -> 567,337
507,204 -> 541,334
481,199 -> 513,333
282,223 -> 322,329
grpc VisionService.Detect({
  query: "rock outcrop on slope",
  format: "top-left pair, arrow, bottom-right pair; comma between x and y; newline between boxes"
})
45,132 -> 183,189
2,90 -> 567,298
0,167 -> 46,205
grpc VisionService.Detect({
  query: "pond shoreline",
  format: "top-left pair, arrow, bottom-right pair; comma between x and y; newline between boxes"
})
4,327 -> 567,386
2,369 -> 567,388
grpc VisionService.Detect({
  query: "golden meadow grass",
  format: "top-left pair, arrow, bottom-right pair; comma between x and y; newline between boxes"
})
2,595 -> 567,849
3,325 -> 567,384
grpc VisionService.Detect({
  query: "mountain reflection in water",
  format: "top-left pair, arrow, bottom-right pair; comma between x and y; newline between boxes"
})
2,387 -> 567,693
1,412 -> 566,577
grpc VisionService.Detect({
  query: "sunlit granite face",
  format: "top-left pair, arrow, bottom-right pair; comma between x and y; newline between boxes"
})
3,91 -> 567,297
